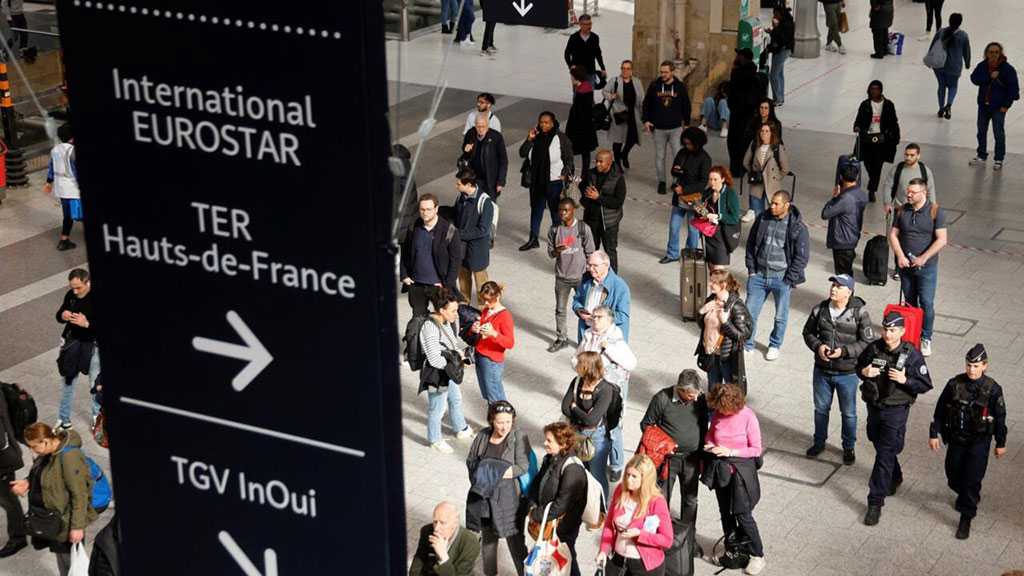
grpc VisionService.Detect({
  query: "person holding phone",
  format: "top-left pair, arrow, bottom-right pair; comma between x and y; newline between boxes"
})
519,112 -> 574,251
595,455 -> 673,576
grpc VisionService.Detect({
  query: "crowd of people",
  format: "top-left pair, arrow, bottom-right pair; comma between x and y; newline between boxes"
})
401,4 -> 1018,576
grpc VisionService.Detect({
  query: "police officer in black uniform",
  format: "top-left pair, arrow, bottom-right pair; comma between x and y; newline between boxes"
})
856,311 -> 933,526
928,343 -> 1008,540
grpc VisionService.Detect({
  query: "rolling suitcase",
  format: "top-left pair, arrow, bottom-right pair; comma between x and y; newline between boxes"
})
883,291 -> 924,350
863,211 -> 892,286
664,518 -> 696,576
680,248 -> 707,322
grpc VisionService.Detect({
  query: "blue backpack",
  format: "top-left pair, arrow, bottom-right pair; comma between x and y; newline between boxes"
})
60,446 -> 112,512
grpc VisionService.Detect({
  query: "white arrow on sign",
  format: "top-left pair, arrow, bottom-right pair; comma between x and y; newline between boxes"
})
219,531 -> 278,576
193,310 -> 273,392
513,0 -> 533,17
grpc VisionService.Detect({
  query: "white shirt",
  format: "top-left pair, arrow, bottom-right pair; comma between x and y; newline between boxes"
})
868,100 -> 883,134
464,110 -> 502,134
50,143 -> 80,200
529,133 -> 564,182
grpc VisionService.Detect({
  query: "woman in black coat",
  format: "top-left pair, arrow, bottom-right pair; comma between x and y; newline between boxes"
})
697,269 -> 751,391
526,421 -> 588,576
853,80 -> 900,203
566,66 -> 599,186
519,112 -> 574,251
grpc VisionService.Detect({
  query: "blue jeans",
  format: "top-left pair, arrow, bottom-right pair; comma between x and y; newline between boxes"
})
580,425 -> 611,499
665,206 -> 701,259
60,345 -> 101,424
744,273 -> 791,350
976,106 -> 1007,161
454,0 -> 475,41
608,377 -> 630,473
812,367 -> 859,450
749,191 -> 766,215
440,0 -> 459,23
426,384 -> 469,444
769,49 -> 790,104
934,70 -> 960,110
701,97 -> 731,131
474,353 -> 507,403
529,180 -> 562,238
898,264 -> 938,340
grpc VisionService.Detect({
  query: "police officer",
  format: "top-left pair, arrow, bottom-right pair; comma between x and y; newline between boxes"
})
928,343 -> 1008,540
856,311 -> 933,526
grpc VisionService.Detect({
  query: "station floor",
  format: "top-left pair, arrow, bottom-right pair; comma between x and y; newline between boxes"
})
0,0 -> 1022,574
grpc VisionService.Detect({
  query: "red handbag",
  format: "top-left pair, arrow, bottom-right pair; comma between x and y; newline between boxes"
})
637,425 -> 678,480
690,217 -> 718,238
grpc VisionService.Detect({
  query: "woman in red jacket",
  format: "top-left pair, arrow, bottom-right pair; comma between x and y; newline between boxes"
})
471,281 -> 516,404
596,454 -> 674,575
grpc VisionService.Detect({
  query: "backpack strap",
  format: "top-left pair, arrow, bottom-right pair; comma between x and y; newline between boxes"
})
890,161 -> 905,202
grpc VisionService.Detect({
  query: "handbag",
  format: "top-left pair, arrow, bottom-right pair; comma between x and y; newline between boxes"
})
838,11 -> 849,33
593,101 -> 611,131
746,171 -> 764,185
524,503 -> 573,576
576,434 -> 596,462
24,505 -> 63,540
610,79 -> 629,125
690,217 -> 718,238
561,178 -> 581,206
722,222 -> 742,253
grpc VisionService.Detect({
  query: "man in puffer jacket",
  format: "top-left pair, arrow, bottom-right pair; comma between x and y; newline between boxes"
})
802,274 -> 875,465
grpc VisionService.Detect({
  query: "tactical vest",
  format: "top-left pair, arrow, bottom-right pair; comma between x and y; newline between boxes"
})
942,375 -> 996,443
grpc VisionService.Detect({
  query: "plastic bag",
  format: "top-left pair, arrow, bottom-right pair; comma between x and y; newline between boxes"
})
69,542 -> 90,576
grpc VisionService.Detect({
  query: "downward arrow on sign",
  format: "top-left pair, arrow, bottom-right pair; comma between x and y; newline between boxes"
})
513,0 -> 533,17
193,310 -> 273,392
219,531 -> 278,576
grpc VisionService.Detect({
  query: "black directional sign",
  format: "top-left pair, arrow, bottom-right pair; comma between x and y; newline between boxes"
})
57,1 -> 405,573
484,0 -> 569,28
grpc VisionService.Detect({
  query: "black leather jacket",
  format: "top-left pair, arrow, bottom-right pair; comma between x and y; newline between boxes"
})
802,296 -> 875,374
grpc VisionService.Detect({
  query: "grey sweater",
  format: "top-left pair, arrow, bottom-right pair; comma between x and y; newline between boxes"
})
547,219 -> 596,280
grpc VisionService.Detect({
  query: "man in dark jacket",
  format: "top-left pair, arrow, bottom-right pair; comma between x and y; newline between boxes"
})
400,194 -> 463,315
581,149 -> 627,271
803,274 -> 874,465
563,14 -> 606,83
726,48 -> 761,178
460,115 -> 508,199
0,389 -> 26,558
55,268 -> 100,430
822,162 -> 868,276
869,0 -> 894,59
640,369 -> 709,524
928,344 -> 1008,540
969,42 -> 1020,170
857,311 -> 933,526
453,169 -> 494,305
409,501 -> 480,576
744,191 -> 809,362
642,60 -> 691,196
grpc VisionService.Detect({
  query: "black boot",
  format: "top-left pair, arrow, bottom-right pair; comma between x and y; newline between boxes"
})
657,181 -> 667,195
868,190 -> 877,203
863,505 -> 881,526
518,237 -> 539,251
0,538 -> 27,558
956,515 -> 972,539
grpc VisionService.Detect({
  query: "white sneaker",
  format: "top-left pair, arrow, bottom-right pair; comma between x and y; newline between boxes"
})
699,123 -> 708,132
431,440 -> 454,454
459,39 -> 475,47
969,157 -> 987,167
455,426 -> 475,440
920,338 -> 932,357
994,161 -> 1003,171
838,45 -> 847,55
918,32 -> 932,41
766,347 -> 781,361
741,209 -> 756,223
824,42 -> 837,52
720,126 -> 729,138
745,556 -> 766,575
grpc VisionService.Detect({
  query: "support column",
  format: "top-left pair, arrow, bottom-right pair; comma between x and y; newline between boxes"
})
792,0 -> 821,58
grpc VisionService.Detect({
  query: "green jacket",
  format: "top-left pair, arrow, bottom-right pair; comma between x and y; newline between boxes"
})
408,525 -> 480,576
35,431 -> 98,539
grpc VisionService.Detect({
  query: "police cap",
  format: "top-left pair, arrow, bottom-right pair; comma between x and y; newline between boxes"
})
882,311 -> 905,328
966,343 -> 988,363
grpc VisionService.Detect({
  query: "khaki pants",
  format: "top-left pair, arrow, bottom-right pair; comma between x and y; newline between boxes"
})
458,267 -> 489,304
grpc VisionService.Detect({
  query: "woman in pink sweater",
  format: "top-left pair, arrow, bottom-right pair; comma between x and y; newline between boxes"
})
704,383 -> 766,575
596,454 -> 674,575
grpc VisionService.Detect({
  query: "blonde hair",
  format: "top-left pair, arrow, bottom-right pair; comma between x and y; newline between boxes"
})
618,454 -> 662,519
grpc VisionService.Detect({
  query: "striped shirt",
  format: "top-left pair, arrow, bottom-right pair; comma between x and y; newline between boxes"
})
419,318 -> 463,370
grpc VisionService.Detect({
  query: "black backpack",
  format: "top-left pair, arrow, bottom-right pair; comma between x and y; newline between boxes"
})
604,381 -> 624,431
713,531 -> 752,570
0,382 -> 37,445
402,316 -> 432,371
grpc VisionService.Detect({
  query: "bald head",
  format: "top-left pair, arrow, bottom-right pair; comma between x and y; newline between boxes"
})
595,148 -> 614,173
432,501 -> 460,540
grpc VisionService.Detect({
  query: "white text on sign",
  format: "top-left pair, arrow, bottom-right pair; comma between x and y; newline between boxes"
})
171,455 -> 318,519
